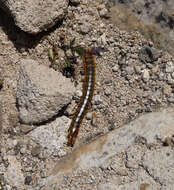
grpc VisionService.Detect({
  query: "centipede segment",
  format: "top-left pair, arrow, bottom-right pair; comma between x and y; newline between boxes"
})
67,49 -> 96,147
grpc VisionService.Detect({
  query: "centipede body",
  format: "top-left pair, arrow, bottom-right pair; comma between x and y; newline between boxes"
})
67,49 -> 96,147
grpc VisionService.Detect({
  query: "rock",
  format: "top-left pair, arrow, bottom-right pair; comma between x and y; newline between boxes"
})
112,64 -> 119,72
98,33 -> 107,46
17,59 -> 75,124
142,69 -> 150,82
24,176 -> 32,185
79,23 -> 91,34
75,90 -> 82,98
0,0 -> 68,34
4,156 -> 24,188
86,112 -> 93,120
93,94 -> 103,105
98,6 -> 110,19
125,144 -> 144,169
29,116 -> 70,157
143,147 -> 174,189
69,0 -> 80,6
171,72 -> 174,79
134,65 -> 141,74
139,45 -> 160,63
165,61 -> 174,73
104,87 -> 112,96
109,0 -> 174,57
40,107 -> 174,189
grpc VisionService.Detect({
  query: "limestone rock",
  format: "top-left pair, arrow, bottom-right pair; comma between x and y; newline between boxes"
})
40,107 -> 174,189
17,59 -> 75,124
0,0 -> 68,34
29,116 -> 70,157
4,156 -> 24,188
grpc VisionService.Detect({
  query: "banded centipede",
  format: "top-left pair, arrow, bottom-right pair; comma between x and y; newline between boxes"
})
67,49 -> 96,147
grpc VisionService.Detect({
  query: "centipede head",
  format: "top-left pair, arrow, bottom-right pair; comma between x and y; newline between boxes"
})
67,125 -> 79,147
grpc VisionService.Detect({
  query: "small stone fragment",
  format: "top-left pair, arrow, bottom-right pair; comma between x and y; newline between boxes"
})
31,145 -> 41,157
112,65 -> 119,72
25,176 -> 32,185
4,156 -> 24,188
94,95 -> 103,105
142,69 -> 150,82
165,61 -> 174,73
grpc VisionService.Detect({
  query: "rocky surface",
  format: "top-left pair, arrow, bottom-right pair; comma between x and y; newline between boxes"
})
17,59 -> 75,124
0,0 -> 174,189
39,107 -> 174,189
109,0 -> 174,56
0,0 -> 68,34
4,156 -> 25,189
29,116 -> 70,157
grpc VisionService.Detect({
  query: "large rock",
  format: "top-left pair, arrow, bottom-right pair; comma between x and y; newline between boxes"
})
39,107 -> 174,189
17,59 -> 75,124
0,0 -> 68,34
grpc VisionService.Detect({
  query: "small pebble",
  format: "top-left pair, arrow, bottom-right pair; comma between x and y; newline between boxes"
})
168,97 -> 174,103
104,88 -> 112,96
20,147 -> 27,154
31,145 -> 41,157
112,65 -> 119,72
165,61 -> 174,73
94,95 -> 102,105
99,8 -> 109,18
171,72 -> 174,79
75,90 -> 82,98
134,65 -> 141,74
142,69 -> 150,82
79,23 -> 90,34
86,112 -> 93,120
25,176 -> 32,185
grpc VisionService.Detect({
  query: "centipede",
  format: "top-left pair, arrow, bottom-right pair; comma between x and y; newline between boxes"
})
67,48 -> 96,147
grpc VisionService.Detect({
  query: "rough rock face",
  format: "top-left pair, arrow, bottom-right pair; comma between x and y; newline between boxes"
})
0,0 -> 68,34
17,59 -> 75,124
29,116 -> 70,157
112,0 -> 174,28
109,0 -> 174,56
4,156 -> 24,188
40,107 -> 174,190
1,0 -> 174,189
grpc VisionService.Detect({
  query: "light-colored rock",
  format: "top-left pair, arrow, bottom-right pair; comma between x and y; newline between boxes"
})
17,59 -> 75,124
143,147 -> 174,188
0,0 -> 68,34
29,116 -> 70,157
166,61 -> 174,73
4,156 -> 24,188
142,69 -> 150,82
98,33 -> 107,46
40,107 -> 174,189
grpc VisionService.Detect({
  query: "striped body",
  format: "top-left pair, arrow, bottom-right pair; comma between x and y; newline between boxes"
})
67,49 -> 96,146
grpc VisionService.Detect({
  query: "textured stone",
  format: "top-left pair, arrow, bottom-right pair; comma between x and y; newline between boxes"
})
165,61 -> 174,73
17,59 -> 75,124
0,0 -> 68,34
143,147 -> 174,188
40,107 -> 174,189
142,69 -> 150,82
4,156 -> 24,188
29,116 -> 70,157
